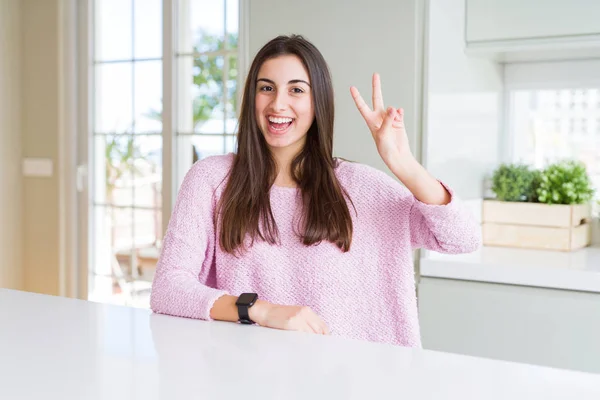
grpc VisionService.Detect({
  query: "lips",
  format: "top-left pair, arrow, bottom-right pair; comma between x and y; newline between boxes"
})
266,115 -> 294,135
267,120 -> 293,135
269,120 -> 293,131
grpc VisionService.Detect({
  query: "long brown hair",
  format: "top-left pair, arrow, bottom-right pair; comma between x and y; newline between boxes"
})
218,35 -> 354,254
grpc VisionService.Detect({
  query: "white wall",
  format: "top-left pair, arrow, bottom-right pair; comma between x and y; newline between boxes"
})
247,0 -> 426,175
0,0 -> 23,290
425,0 -> 503,200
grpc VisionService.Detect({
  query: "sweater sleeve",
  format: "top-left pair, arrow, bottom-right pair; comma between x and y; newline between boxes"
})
409,182 -> 482,254
150,161 -> 228,320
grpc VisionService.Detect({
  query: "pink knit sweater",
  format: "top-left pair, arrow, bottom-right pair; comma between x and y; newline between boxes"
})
150,154 -> 481,347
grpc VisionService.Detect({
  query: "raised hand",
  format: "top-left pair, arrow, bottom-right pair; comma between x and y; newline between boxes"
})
350,73 -> 413,169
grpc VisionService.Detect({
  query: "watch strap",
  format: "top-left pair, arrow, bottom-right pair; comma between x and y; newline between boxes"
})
237,303 -> 252,324
235,293 -> 258,324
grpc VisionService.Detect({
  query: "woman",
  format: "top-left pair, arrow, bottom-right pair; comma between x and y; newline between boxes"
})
150,34 -> 481,347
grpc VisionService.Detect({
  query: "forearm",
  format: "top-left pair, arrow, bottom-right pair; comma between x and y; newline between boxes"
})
395,154 -> 482,253
209,294 -> 271,323
209,295 -> 329,334
388,155 -> 451,206
150,267 -> 228,320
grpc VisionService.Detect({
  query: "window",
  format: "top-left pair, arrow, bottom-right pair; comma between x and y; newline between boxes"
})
174,0 -> 239,188
88,0 -> 240,308
509,89 -> 600,165
505,59 -> 600,213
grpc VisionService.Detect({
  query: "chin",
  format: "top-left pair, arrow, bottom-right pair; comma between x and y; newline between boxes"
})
265,136 -> 305,152
266,139 -> 295,150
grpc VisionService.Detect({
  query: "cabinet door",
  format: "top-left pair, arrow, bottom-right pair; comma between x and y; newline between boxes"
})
466,0 -> 600,43
418,277 -> 600,374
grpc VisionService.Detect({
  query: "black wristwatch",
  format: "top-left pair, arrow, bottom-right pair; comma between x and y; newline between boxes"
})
235,293 -> 258,324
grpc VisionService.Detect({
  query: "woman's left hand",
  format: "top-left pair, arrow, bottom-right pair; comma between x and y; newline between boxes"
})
350,73 -> 414,169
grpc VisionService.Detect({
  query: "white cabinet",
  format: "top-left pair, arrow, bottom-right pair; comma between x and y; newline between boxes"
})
418,277 -> 600,374
466,0 -> 600,44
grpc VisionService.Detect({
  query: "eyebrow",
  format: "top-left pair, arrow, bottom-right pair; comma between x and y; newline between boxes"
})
257,78 -> 311,87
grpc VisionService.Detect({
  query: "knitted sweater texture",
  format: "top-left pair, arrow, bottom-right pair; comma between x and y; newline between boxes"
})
150,154 -> 481,346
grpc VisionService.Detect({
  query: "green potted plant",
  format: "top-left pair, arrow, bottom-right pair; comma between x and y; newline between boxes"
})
490,163 -> 538,202
535,160 -> 594,205
483,160 -> 594,251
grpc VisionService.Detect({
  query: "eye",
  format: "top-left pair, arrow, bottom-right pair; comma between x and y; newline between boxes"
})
291,87 -> 305,94
259,85 -> 273,92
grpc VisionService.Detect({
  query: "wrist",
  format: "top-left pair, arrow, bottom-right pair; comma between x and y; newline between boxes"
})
248,299 -> 271,325
388,153 -> 420,182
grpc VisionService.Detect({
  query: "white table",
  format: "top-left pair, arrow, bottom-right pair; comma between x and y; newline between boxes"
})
1,289 -> 599,399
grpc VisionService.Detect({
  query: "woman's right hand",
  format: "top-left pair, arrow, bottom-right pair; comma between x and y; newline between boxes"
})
250,301 -> 330,335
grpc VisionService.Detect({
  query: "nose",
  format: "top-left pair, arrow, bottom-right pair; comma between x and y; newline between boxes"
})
271,90 -> 288,112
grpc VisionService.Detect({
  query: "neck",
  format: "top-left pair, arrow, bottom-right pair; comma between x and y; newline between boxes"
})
270,146 -> 301,188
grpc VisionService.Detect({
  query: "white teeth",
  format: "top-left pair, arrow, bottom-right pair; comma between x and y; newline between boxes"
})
268,116 -> 293,124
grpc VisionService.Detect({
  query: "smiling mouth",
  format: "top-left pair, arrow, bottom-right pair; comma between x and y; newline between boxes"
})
267,116 -> 295,132
269,121 -> 293,131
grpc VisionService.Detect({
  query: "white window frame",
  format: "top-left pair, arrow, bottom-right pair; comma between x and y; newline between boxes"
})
57,0 -> 81,298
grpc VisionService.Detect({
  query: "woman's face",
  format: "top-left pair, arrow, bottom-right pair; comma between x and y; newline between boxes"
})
255,55 -> 315,155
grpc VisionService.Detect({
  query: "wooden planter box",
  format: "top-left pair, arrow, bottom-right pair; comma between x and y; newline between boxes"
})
482,200 -> 592,251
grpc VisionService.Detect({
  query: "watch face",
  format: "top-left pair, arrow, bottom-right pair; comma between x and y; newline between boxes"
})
236,293 -> 258,306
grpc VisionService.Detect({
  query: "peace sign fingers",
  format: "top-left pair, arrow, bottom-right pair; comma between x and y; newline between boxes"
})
372,73 -> 384,112
350,85 -> 376,129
